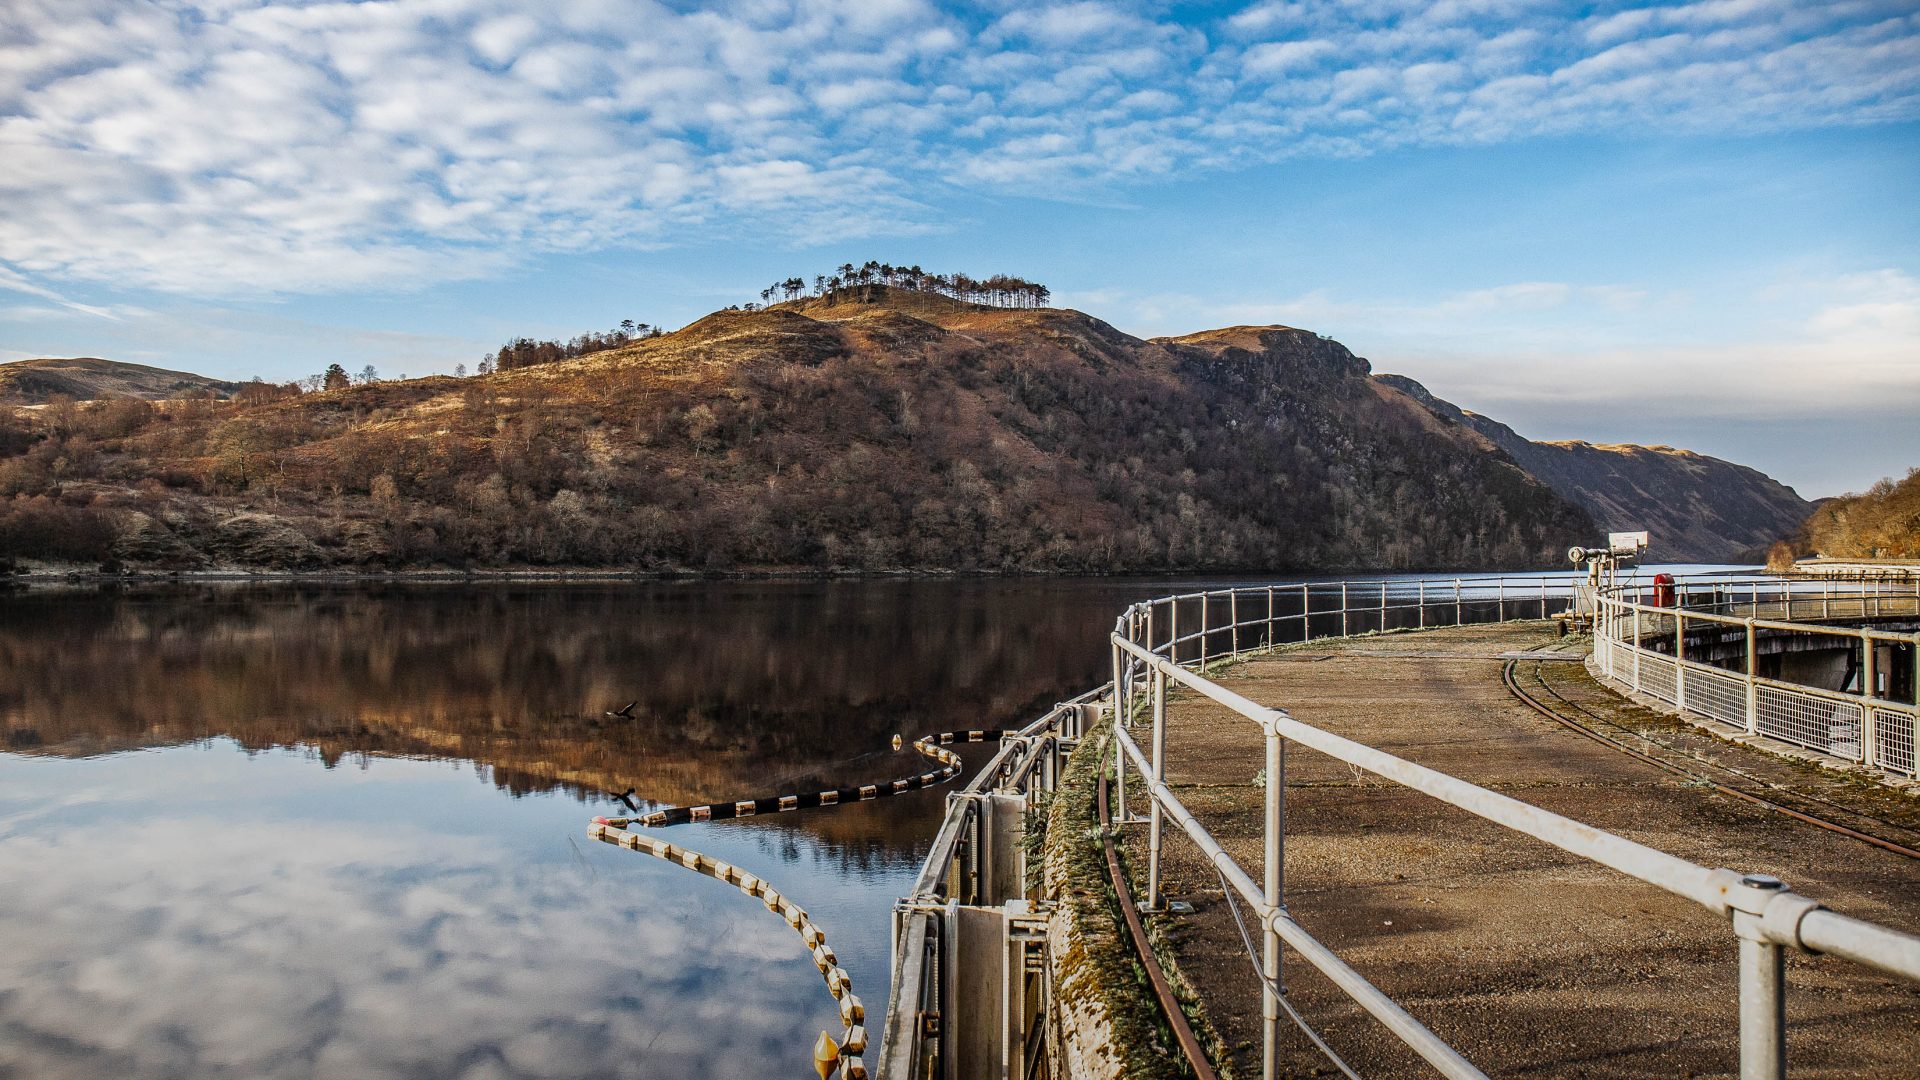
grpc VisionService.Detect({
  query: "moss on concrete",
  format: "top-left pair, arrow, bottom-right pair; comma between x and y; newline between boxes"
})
1044,707 -> 1231,1079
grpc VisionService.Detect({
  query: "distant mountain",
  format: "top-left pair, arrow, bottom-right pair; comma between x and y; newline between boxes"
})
0,357 -> 240,404
1375,374 -> 1811,562
0,288 -> 1593,572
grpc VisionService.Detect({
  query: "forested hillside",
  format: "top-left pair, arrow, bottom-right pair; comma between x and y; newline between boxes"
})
0,287 -> 1595,574
1804,470 -> 1920,559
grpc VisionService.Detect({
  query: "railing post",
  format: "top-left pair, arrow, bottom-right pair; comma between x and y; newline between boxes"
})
1170,598 -> 1179,667
1454,578 -> 1463,626
1734,875 -> 1788,1080
1862,632 -> 1878,767
1341,582 -> 1349,637
1300,584 -> 1309,640
1112,638 -> 1127,825
1498,577 -> 1506,622
1261,725 -> 1285,1080
1746,619 -> 1760,736
1266,585 -> 1275,650
1676,610 -> 1688,712
1379,580 -> 1387,633
1862,630 -> 1877,700
1147,665 -> 1167,909
1231,590 -> 1241,657
1200,593 -> 1209,668
1633,605 -> 1643,693
1418,579 -> 1426,629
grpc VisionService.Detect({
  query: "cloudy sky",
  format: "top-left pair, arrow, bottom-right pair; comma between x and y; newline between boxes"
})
1,0 -> 1915,496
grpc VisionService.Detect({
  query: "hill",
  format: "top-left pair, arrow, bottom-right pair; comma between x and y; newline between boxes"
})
1803,469 -> 1920,559
0,357 -> 240,404
1375,374 -> 1811,562
0,286 -> 1596,573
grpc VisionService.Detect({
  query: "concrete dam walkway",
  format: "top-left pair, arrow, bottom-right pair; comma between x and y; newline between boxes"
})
1122,621 -> 1920,1078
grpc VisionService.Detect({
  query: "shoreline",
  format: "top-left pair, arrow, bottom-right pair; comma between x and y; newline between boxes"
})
0,562 -> 1589,587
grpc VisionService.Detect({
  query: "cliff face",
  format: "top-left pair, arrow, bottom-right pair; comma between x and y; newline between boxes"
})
0,289 -> 1592,572
1375,374 -> 1812,562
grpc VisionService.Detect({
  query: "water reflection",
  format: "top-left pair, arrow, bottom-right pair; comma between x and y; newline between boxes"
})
1,572 -> 1731,1077
0,579 -> 1179,1079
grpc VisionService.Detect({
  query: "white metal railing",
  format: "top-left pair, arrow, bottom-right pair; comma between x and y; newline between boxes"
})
1105,577 -> 1920,1080
878,692 -> 1095,1079
1592,576 -> 1920,778
879,574 -> 1920,1078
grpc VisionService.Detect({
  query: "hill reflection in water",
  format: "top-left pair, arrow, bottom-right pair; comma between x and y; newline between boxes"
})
0,578 -> 1175,1079
1,581 -> 1155,844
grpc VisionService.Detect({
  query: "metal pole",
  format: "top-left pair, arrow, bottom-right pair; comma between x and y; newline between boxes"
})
1498,578 -> 1505,622
1261,727 -> 1285,1080
1300,584 -> 1309,640
1454,578 -> 1463,626
1735,876 -> 1788,1080
1633,604 -> 1643,693
1419,579 -> 1426,629
1863,632 -> 1878,767
1112,638 -> 1127,824
1341,582 -> 1349,637
1676,610 -> 1688,712
1862,630 -> 1877,700
1746,619 -> 1759,736
1232,590 -> 1241,657
1380,580 -> 1387,634
1170,598 -> 1179,667
1200,593 -> 1209,668
1267,585 -> 1275,650
1147,666 -> 1167,909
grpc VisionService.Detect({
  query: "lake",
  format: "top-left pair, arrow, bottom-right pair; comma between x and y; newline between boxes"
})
0,569 -> 1735,1078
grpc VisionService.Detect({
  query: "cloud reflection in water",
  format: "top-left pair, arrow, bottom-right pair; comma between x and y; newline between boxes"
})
0,743 -> 849,1079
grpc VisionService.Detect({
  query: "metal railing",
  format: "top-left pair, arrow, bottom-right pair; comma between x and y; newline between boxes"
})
1592,577 -> 1920,778
879,573 -> 1920,1078
879,692 -> 1096,1079
1105,576 -> 1920,1080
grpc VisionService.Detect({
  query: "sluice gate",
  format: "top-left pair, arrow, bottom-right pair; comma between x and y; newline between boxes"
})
877,573 -> 1920,1080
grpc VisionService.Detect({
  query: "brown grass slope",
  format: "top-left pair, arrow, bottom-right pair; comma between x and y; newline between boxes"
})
0,357 -> 241,404
1375,373 -> 1811,562
0,288 -> 1594,572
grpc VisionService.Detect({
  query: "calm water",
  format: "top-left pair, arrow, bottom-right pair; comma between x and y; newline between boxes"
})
0,570 -> 1737,1078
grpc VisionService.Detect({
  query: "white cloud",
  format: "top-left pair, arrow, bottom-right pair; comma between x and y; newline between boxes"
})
1065,267 -> 1920,423
0,0 -> 1914,298
1244,39 -> 1338,77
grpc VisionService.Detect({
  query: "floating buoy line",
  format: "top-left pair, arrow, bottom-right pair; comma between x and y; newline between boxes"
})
589,729 -> 1006,1079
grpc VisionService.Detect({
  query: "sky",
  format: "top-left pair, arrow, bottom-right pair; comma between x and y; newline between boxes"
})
1,0 -> 1916,498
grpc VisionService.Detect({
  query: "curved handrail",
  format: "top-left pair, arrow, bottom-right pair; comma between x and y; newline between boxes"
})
1589,575 -> 1920,776
881,572 -> 1920,1080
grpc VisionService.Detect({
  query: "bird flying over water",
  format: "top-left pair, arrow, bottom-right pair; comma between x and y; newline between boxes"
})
612,788 -> 638,811
606,701 -> 637,719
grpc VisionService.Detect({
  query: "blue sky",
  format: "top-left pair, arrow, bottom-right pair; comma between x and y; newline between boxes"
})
1,0 -> 1916,497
